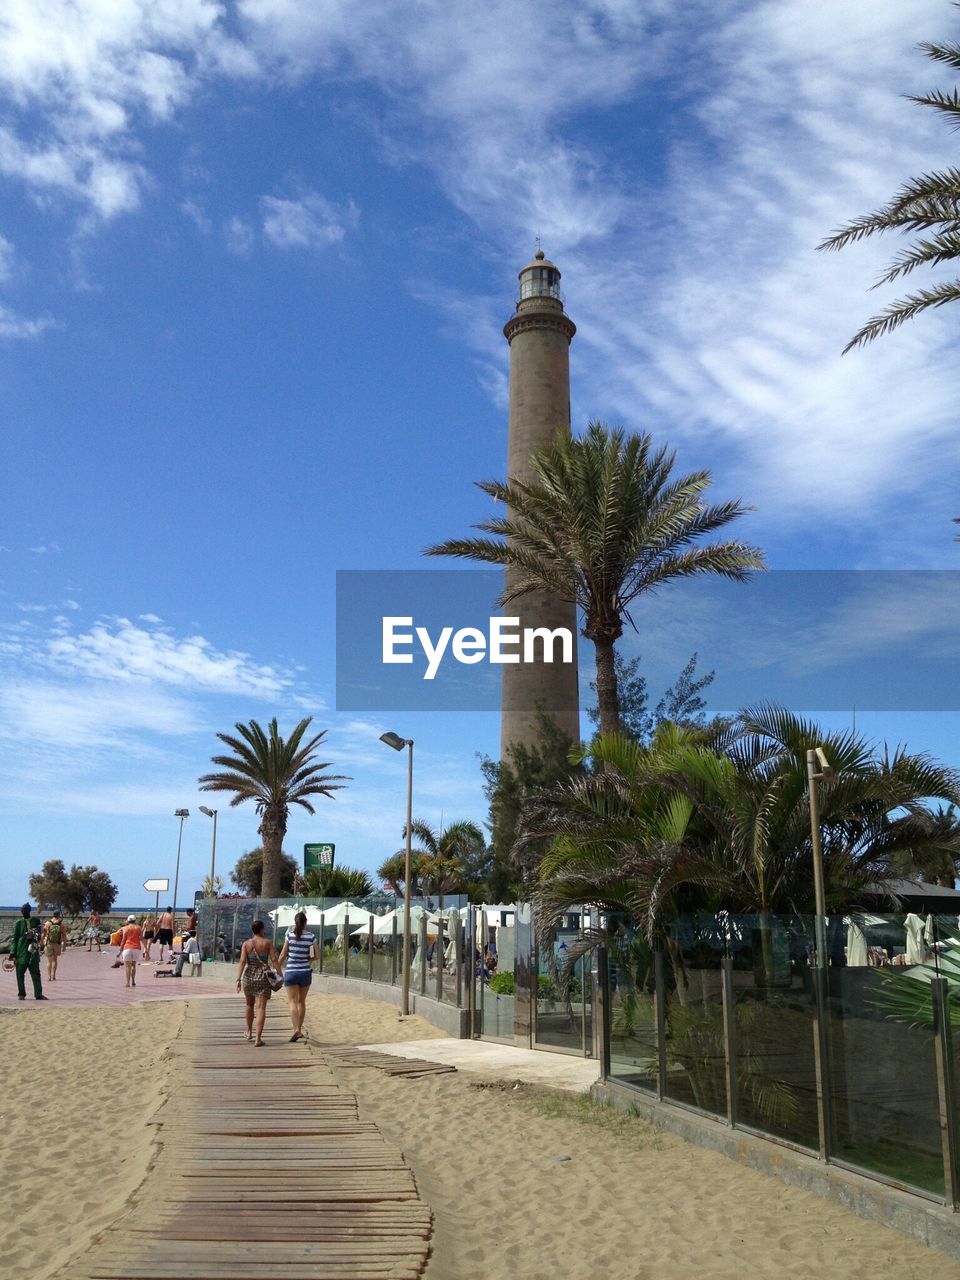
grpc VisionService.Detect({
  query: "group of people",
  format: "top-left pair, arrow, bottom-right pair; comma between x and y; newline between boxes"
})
236,912 -> 316,1046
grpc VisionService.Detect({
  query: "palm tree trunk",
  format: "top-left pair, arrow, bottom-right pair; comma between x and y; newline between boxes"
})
592,636 -> 621,738
259,812 -> 285,898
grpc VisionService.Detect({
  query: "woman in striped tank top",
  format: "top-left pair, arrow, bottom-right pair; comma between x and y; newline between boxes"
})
277,910 -> 317,1042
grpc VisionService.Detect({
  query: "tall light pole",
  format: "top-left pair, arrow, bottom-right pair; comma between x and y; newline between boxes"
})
173,808 -> 189,924
380,731 -> 414,1016
199,806 -> 218,894
806,746 -> 834,963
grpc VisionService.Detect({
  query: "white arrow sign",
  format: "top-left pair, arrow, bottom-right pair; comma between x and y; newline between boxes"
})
144,878 -> 169,892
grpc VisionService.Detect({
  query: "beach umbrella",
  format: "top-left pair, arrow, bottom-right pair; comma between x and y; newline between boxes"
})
318,901 -> 365,927
351,905 -> 438,937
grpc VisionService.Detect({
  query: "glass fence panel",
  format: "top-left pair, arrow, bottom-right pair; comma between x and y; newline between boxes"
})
661,917 -> 726,1118
730,914 -> 820,1150
535,928 -> 589,1053
480,978 -> 514,1040
828,916 -> 944,1197
607,929 -> 657,1094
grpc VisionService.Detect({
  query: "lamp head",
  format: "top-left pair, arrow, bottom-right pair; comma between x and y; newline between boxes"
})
175,808 -> 190,818
814,746 -> 834,778
379,731 -> 407,752
199,805 -> 216,818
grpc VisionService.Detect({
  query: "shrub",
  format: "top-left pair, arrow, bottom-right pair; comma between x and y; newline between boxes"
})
489,971 -> 514,995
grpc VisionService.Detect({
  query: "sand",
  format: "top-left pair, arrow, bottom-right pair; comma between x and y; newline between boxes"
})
6,990 -> 955,1280
0,1000 -> 184,1280
299,993 -> 955,1280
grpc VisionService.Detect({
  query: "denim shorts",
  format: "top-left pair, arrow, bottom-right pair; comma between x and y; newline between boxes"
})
283,972 -> 312,987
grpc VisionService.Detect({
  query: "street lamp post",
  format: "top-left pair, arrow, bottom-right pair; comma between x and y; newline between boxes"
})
199,806 -> 218,894
380,731 -> 414,1016
805,747 -> 834,963
173,808 -> 189,924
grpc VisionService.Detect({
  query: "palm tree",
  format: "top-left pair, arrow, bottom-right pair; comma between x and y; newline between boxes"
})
533,707 -> 960,945
406,818 -> 486,908
302,864 -> 374,898
427,422 -> 764,738
199,718 -> 348,898
818,23 -> 960,351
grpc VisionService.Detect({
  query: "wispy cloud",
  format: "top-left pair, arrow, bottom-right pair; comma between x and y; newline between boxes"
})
261,190 -> 358,251
46,617 -> 291,696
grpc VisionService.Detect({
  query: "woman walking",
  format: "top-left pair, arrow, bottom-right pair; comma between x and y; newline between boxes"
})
118,915 -> 143,988
41,911 -> 67,982
236,920 -> 280,1047
141,914 -> 156,960
277,911 -> 316,1042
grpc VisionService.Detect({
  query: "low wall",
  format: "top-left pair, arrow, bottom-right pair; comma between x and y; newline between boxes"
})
593,1078 -> 959,1260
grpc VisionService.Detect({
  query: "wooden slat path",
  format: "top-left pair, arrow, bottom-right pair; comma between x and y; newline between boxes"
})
323,1047 -> 458,1078
57,999 -> 431,1280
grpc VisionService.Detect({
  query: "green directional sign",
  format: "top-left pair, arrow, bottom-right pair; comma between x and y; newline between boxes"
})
304,843 -> 335,873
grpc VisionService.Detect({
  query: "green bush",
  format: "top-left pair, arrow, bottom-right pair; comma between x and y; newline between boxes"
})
537,974 -> 558,1001
489,971 -> 514,995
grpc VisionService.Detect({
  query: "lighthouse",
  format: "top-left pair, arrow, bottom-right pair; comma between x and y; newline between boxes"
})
500,250 -> 580,756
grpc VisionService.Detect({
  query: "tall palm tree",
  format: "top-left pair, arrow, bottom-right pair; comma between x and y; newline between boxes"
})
818,22 -> 960,351
199,718 -> 348,898
427,422 -> 764,738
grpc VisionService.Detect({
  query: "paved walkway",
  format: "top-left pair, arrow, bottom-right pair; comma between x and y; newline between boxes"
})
57,998 -> 432,1280
355,1037 -> 600,1094
0,946 -> 238,1008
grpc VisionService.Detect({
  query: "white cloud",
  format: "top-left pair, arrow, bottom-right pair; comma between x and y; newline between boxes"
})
0,304 -> 55,339
261,190 -> 358,251
45,617 -> 291,696
0,232 -> 14,281
181,197 -> 211,233
224,215 -> 254,256
0,0 -> 255,218
0,679 -> 204,748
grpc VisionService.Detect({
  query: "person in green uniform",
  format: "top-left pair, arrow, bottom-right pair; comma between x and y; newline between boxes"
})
11,902 -> 47,1001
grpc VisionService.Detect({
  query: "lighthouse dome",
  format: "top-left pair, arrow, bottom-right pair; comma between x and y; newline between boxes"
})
518,249 -> 561,301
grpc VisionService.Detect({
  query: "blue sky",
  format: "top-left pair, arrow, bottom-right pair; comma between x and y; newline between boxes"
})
1,0 -> 959,906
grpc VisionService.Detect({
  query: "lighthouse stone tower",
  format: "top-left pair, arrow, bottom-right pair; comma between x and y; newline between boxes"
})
500,251 -> 580,757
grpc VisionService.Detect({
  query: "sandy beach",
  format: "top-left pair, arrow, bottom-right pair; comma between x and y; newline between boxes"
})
2,988 -> 955,1280
0,1000 -> 184,1279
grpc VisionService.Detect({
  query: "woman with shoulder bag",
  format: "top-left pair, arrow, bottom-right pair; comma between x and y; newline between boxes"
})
277,910 -> 317,1042
237,920 -> 281,1046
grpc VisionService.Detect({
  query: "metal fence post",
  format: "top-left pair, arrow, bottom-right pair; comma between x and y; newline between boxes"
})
598,947 -> 611,1078
342,914 -> 350,978
391,915 -> 398,985
654,950 -> 667,1102
419,912 -> 428,996
455,915 -> 463,1008
932,977 -> 960,1209
317,914 -> 324,974
435,919 -> 445,1002
721,956 -> 738,1128
368,915 -> 375,981
811,959 -> 833,1162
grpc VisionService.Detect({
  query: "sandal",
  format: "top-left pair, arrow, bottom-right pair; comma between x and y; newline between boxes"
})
289,1033 -> 302,1042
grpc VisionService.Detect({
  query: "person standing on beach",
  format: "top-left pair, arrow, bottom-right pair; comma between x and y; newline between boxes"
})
41,910 -> 67,982
11,903 -> 47,1001
236,920 -> 280,1046
156,907 -> 175,961
277,910 -> 316,1042
118,915 -> 143,988
84,909 -> 102,952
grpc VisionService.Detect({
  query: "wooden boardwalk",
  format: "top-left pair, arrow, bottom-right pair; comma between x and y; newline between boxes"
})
58,998 -> 432,1279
